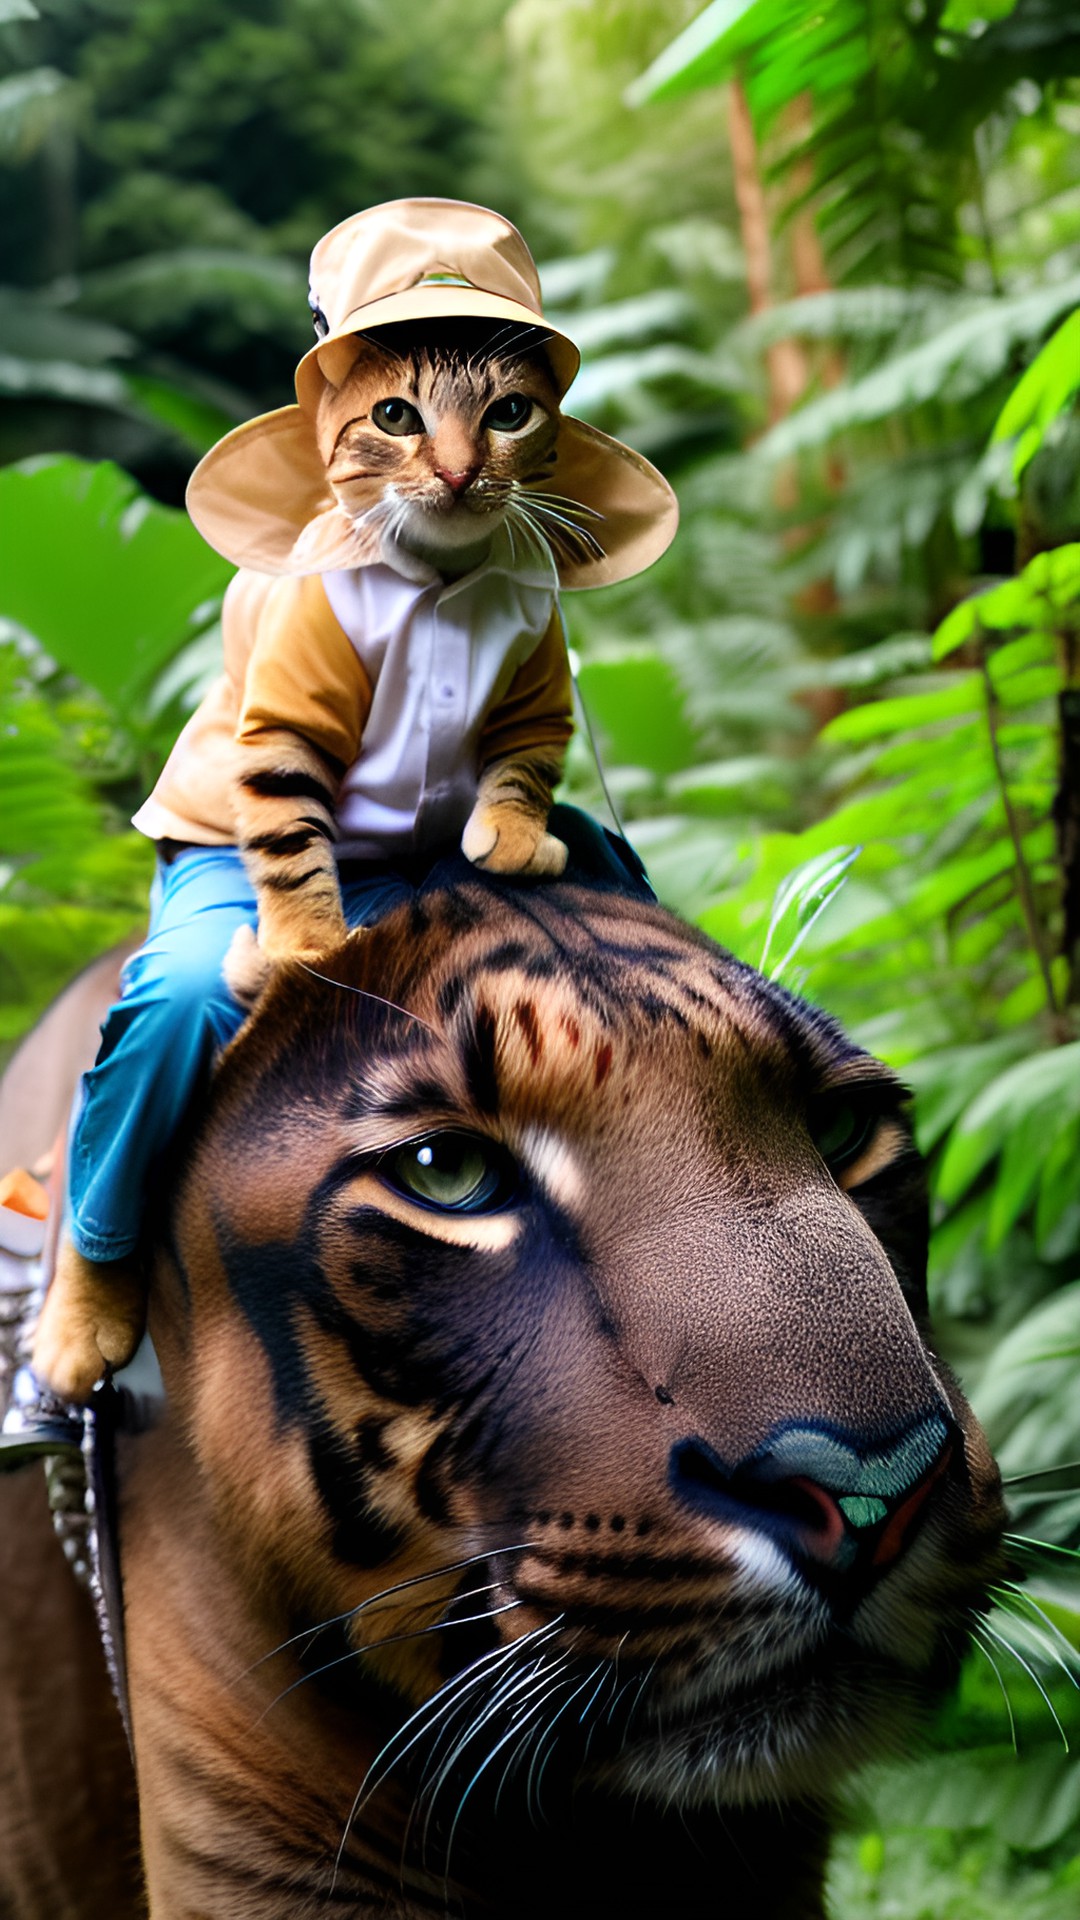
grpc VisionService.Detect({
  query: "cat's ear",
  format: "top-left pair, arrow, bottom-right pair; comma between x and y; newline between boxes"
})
319,337 -> 361,388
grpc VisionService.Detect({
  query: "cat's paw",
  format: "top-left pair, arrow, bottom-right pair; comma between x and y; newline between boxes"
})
223,924 -> 274,1007
518,829 -> 569,877
32,1242 -> 145,1403
462,805 -> 568,878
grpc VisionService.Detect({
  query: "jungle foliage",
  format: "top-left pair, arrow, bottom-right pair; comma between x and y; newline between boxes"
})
1,1 -> 1080,1912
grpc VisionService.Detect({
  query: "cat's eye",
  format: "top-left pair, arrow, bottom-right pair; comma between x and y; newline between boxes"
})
373,398 -> 423,436
381,1132 -> 517,1213
808,1096 -> 879,1174
482,393 -> 535,433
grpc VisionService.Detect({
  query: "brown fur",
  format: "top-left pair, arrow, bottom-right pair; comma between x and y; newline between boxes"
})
3,877 -> 1006,1917
0,1469 -> 141,1917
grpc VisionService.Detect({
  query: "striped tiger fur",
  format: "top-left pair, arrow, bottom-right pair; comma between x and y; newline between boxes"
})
1,874 -> 1006,1919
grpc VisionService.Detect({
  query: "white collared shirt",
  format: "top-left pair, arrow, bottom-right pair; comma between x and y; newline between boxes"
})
323,528 -> 558,857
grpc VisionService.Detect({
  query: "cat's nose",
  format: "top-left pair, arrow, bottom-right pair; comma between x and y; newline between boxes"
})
435,465 -> 479,496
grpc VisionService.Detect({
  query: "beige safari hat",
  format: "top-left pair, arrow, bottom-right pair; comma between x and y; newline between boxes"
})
185,198 -> 678,589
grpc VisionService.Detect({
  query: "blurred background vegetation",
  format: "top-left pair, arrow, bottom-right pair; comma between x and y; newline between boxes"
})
2,0 -> 1080,1910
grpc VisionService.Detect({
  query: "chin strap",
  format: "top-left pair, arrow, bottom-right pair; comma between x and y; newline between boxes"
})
566,642 -> 657,904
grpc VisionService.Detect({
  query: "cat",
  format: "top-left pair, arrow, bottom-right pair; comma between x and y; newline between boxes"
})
223,318 -> 582,972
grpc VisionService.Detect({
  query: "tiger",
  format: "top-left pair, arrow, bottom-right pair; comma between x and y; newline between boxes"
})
0,861 -> 1006,1919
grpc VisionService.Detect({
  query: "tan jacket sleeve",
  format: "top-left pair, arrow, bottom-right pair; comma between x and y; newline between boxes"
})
478,607 -> 574,770
235,572 -> 372,774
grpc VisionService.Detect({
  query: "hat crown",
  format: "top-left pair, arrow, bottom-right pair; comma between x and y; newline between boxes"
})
309,198 -> 544,336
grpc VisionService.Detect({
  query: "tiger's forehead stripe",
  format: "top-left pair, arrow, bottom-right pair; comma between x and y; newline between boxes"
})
230,883 -> 895,1145
361,969 -> 797,1145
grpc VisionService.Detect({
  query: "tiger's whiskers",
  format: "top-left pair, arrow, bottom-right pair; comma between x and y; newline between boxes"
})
332,1618 -> 567,1894
991,1581 -> 1080,1679
418,1647 -> 576,1874
240,1543 -> 530,1679
969,1617 -> 1019,1750
256,1589 -> 526,1725
976,1612 -> 1070,1751
438,1658 -> 576,1881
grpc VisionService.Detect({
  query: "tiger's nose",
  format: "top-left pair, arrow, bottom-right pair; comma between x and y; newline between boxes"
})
670,1413 -> 955,1590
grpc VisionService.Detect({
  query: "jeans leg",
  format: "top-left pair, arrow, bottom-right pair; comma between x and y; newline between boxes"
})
67,847 -> 256,1261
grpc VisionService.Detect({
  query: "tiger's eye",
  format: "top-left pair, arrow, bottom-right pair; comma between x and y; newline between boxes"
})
372,398 -> 423,436
810,1099 -> 876,1173
383,1132 -> 514,1212
482,393 -> 533,433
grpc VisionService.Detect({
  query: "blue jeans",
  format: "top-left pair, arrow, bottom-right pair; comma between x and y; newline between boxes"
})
67,809 -> 653,1261
67,846 -> 415,1259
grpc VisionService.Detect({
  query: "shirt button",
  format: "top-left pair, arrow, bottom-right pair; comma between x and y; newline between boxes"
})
440,683 -> 454,701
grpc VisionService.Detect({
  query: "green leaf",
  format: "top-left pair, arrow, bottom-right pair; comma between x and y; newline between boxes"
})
986,1106 -> 1066,1250
819,634 -> 934,688
667,755 -> 795,816
625,0 -> 761,106
938,1045 -> 1080,1207
0,458 -> 231,718
576,651 -> 699,778
755,277 -> 1080,465
72,249 -> 306,338
0,287 -> 134,366
0,68 -> 70,161
940,0 -> 1022,24
988,632 -> 1059,684
124,372 -> 238,456
548,289 -> 690,355
905,1034 -> 1032,1155
0,352 -> 135,407
735,285 -> 932,350
823,676 -> 982,744
976,1281 -> 1080,1471
911,827 -> 1053,922
993,309 -> 1080,481
1036,1117 -> 1080,1255
758,846 -> 861,979
935,545 -> 1080,658
860,1745 -> 1080,1851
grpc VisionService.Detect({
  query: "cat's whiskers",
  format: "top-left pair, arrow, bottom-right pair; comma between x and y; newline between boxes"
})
503,501 -> 557,567
523,488 -> 606,524
509,496 -> 605,564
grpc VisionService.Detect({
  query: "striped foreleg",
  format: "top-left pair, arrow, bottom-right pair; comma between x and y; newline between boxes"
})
234,729 -> 348,957
461,749 -> 568,877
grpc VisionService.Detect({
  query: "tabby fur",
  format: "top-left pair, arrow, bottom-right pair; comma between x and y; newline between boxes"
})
236,320 -> 573,966
1,872 -> 1006,1918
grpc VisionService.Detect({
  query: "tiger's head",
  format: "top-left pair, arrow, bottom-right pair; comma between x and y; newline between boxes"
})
146,872 -> 1004,1882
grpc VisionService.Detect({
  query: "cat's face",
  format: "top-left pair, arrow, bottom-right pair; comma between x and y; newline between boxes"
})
315,321 -> 563,569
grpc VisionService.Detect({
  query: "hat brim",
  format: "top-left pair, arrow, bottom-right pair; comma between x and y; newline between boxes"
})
186,406 -> 677,590
296,287 -> 581,409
